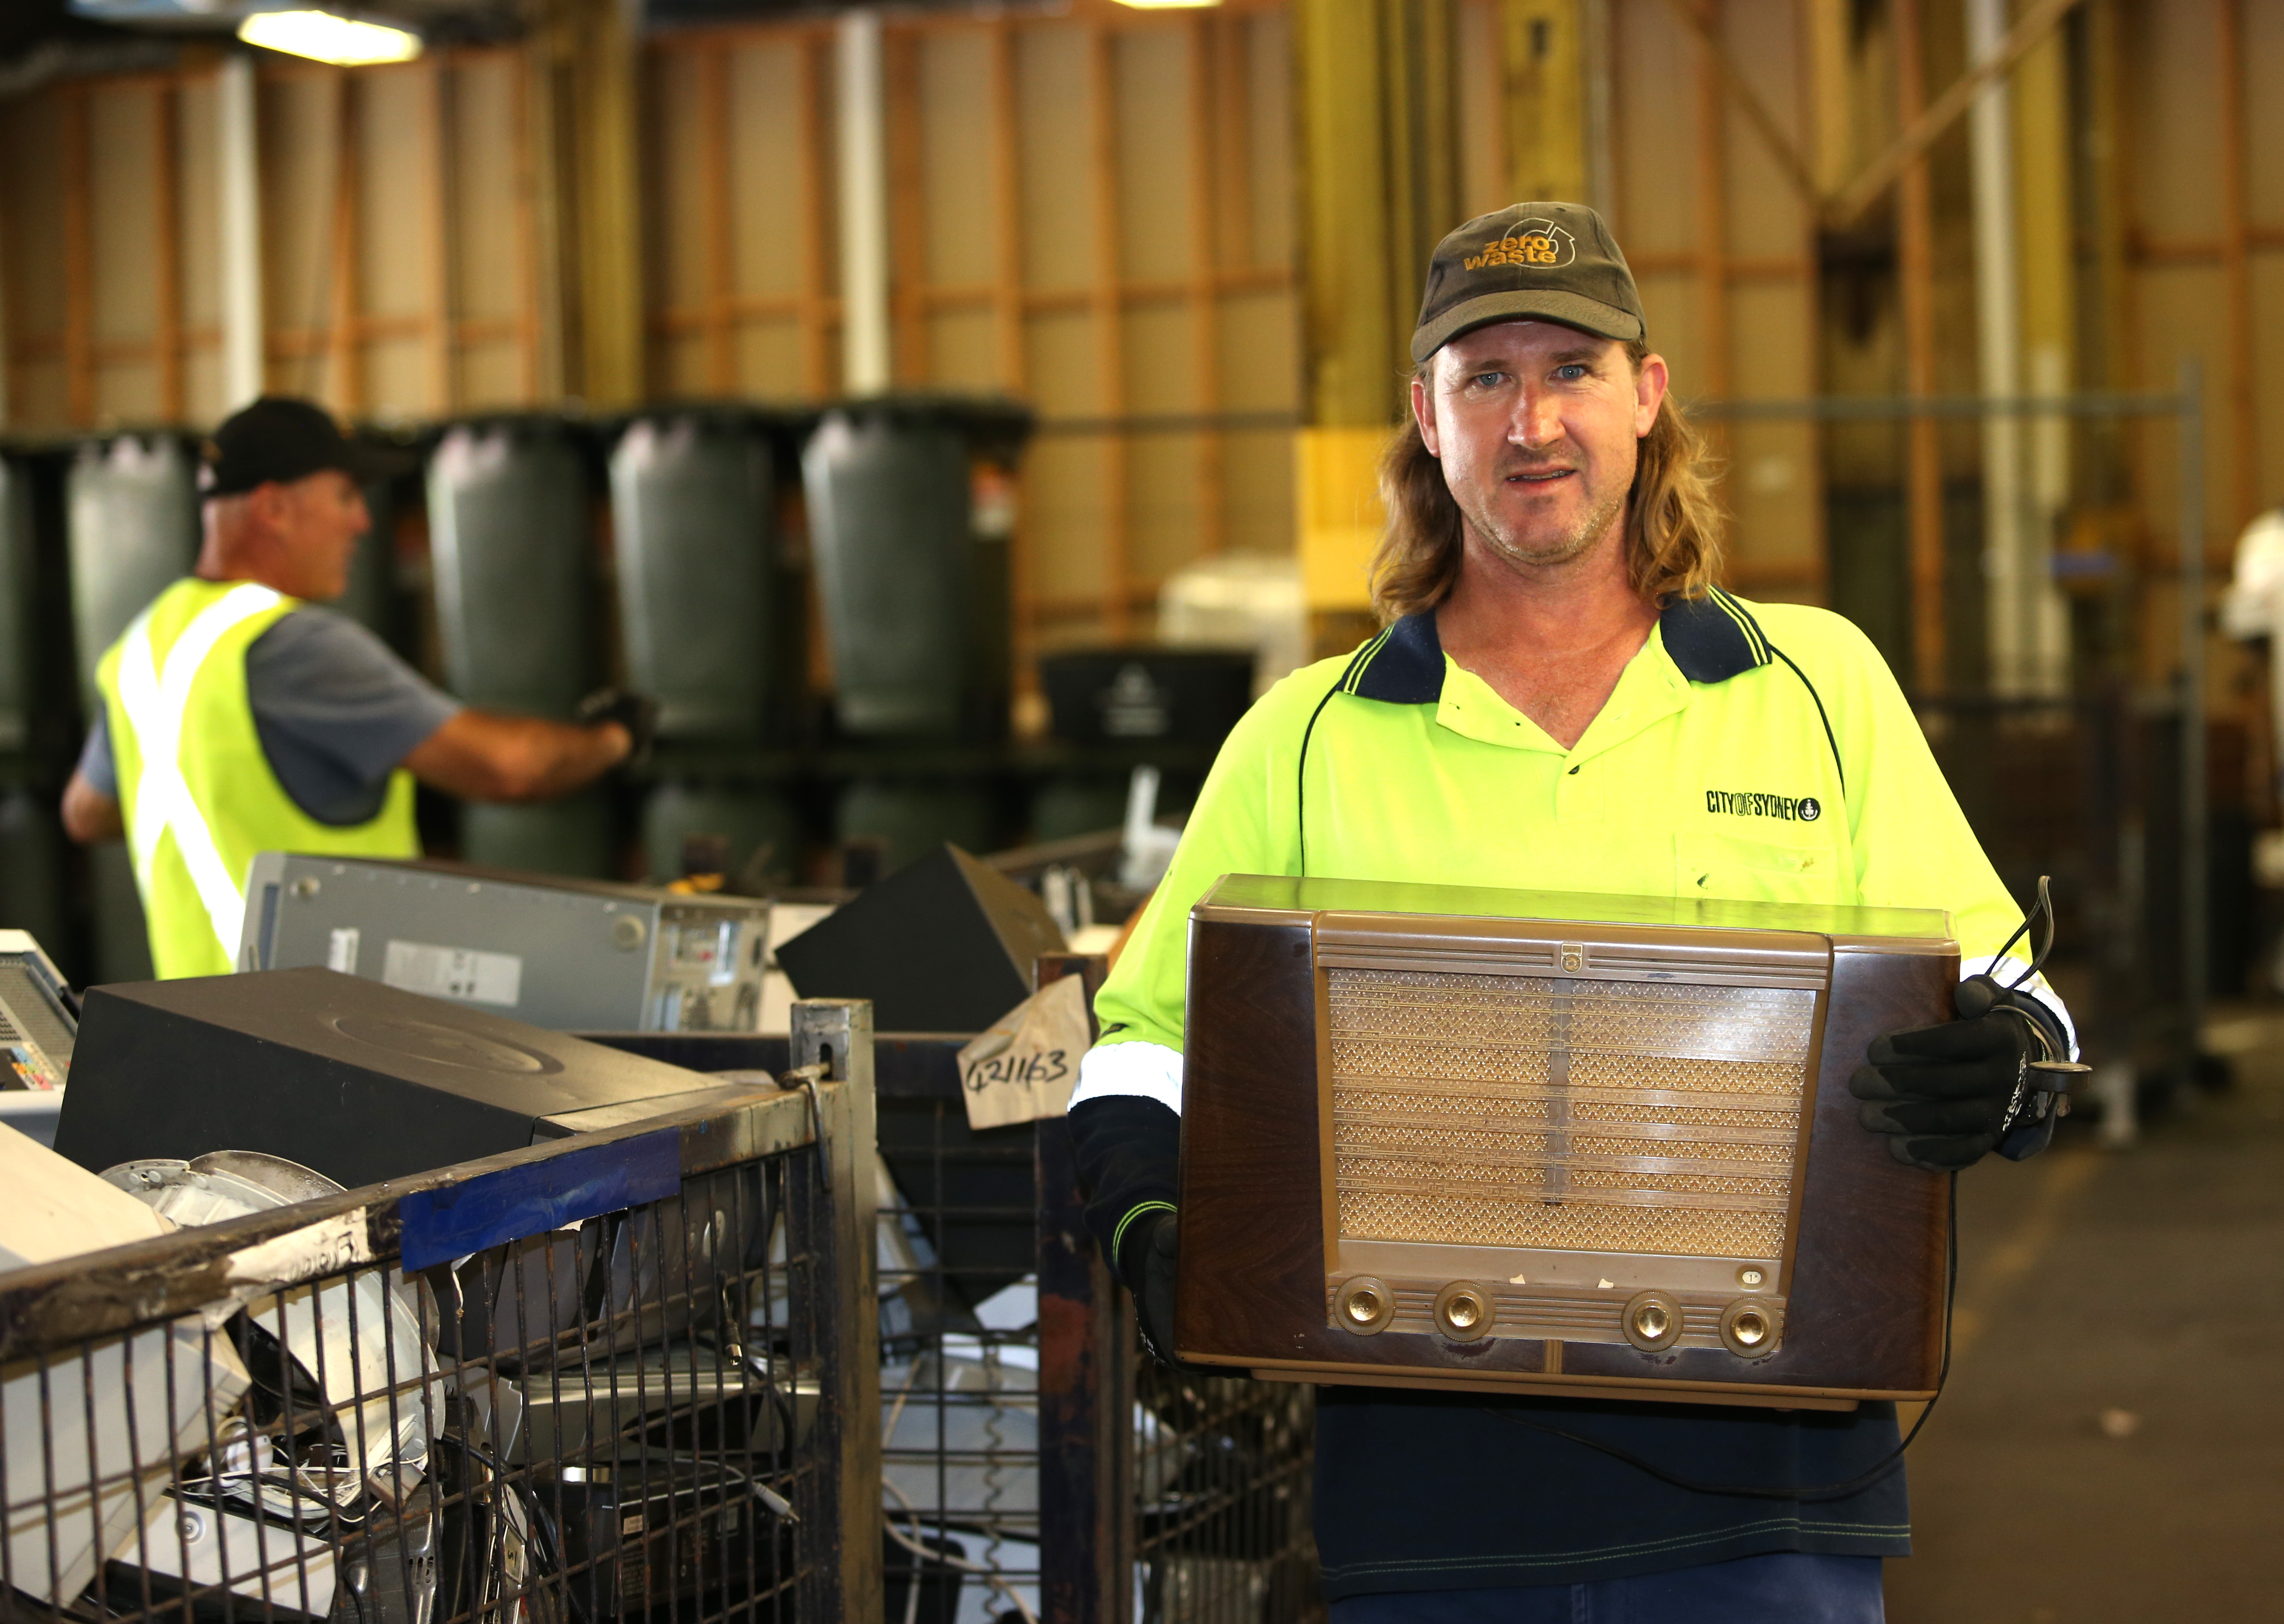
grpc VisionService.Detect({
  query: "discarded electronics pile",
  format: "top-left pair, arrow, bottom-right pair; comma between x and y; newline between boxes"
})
2,959 -> 812,1624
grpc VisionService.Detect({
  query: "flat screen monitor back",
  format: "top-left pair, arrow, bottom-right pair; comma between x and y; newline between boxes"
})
54,968 -> 733,1188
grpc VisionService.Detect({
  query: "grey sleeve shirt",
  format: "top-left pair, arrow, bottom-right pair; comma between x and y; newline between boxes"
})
77,607 -> 461,828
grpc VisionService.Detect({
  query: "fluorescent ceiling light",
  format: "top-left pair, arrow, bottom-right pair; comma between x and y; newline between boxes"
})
237,9 -> 422,65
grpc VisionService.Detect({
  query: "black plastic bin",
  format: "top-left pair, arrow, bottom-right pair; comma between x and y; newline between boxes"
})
802,396 -> 1030,741
1038,646 -> 1257,748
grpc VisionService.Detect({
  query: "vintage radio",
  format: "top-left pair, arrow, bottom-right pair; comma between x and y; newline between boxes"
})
1175,874 -> 1957,1410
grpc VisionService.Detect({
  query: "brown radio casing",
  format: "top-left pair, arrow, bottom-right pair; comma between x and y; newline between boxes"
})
1172,874 -> 1957,1411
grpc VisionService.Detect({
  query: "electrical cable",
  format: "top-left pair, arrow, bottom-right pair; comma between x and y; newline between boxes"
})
2004,875 -> 2058,990
1986,874 -> 2057,992
880,1476 -> 1040,1624
442,1432 -> 578,1624
1479,1173 -> 1960,1502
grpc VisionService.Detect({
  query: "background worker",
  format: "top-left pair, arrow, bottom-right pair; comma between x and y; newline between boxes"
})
1065,204 -> 2074,1620
60,396 -> 654,980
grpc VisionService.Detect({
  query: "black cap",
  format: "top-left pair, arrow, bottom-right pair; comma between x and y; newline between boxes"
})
1410,202 -> 1647,363
200,397 -> 409,497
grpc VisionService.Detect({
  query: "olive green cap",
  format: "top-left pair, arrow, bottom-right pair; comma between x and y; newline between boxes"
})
1409,201 -> 1647,363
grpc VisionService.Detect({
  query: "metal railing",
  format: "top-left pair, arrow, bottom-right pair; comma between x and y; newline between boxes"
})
0,1000 -> 880,1624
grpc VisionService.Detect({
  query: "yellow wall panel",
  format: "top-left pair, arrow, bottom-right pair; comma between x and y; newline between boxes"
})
925,308 -> 1002,393
1130,433 -> 1208,582
733,322 -> 806,399
2246,0 -> 2284,226
916,29 -> 996,291
460,340 -> 532,410
1112,27 -> 1195,285
1609,0 -> 1695,258
1719,0 -> 1811,252
2123,0 -> 2226,243
727,40 -> 812,301
2253,255 -> 2284,507
448,53 -> 530,330
2,99 -> 67,356
87,83 -> 160,352
1023,305 -> 1105,416
1224,424 -> 1298,554
176,75 -> 223,420
1025,438 -> 1114,606
1015,24 -> 1095,293
364,339 -> 431,419
258,73 -> 338,382
1218,287 -> 1298,411
1240,11 -> 1294,271
1122,303 -> 1197,414
356,67 -> 438,325
646,48 -> 711,318
1455,0 -> 1508,219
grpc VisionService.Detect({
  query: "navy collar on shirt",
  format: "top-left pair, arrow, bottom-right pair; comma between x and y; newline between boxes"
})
1344,588 -> 1775,703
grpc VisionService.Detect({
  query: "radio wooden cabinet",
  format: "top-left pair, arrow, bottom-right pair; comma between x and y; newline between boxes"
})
1173,874 -> 1957,1410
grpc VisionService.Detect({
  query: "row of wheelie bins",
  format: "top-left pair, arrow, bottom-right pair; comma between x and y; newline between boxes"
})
0,397 -> 1187,983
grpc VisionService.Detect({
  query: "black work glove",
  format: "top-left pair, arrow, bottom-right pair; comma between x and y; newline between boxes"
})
1850,976 -> 2073,1172
1132,1212 -> 1180,1366
576,687 -> 659,768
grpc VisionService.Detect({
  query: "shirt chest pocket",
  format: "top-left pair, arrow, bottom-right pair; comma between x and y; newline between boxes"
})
1678,828 -> 1843,906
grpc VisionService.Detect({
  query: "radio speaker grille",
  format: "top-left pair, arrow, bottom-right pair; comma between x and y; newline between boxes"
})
1326,969 -> 1816,1258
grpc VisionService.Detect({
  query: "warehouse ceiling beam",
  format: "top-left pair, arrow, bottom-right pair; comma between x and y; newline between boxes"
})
1664,0 -> 2090,235
1826,0 -> 2086,229
1653,0 -> 1818,213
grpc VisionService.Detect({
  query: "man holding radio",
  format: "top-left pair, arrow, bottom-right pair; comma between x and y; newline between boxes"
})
1065,203 -> 2073,1620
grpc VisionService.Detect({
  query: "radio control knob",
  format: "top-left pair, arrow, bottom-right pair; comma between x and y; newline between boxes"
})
1621,1289 -> 1684,1352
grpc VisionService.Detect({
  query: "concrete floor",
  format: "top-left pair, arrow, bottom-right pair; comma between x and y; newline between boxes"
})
1885,1012 -> 2284,1622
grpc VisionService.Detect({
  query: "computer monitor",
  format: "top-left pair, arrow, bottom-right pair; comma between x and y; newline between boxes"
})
54,968 -> 756,1189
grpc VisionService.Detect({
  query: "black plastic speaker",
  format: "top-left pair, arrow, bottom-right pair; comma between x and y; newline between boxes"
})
774,843 -> 1064,1033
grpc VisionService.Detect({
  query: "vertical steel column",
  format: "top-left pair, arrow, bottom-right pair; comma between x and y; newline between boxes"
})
2177,362 -> 2207,1082
838,10 -> 892,394
792,997 -> 883,1624
1034,953 -> 1130,1624
218,53 -> 266,411
1966,0 -> 2027,693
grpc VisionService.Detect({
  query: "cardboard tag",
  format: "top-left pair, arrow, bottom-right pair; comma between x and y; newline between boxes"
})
956,975 -> 1091,1131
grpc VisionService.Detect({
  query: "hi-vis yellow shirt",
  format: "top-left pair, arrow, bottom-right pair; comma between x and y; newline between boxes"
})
1079,590 -> 2069,1112
97,578 -> 420,979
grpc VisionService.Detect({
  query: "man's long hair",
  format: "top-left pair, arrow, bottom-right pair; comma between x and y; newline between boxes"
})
1368,340 -> 1723,622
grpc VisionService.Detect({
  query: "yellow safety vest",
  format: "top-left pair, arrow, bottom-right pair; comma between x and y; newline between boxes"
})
96,578 -> 421,979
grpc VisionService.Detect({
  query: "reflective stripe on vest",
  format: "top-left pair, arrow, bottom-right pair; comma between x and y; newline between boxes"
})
114,582 -> 285,959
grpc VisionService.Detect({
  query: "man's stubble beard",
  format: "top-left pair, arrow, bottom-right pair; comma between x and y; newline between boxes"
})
1458,468 -> 1632,578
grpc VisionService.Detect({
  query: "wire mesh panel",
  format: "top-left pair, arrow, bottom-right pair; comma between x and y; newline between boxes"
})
1127,1367 -> 1316,1624
0,1007 -> 878,1624
590,961 -> 1330,1624
1027,956 -> 1324,1624
874,1046 -> 1045,1624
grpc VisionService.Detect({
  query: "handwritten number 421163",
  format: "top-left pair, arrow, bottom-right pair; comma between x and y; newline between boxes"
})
963,1050 -> 1070,1093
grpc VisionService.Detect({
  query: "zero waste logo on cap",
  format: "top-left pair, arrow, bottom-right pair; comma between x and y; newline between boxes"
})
1465,218 -> 1577,272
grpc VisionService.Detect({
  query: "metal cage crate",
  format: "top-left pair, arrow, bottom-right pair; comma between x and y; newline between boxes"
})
0,1000 -> 881,1624
593,954 -> 1323,1624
